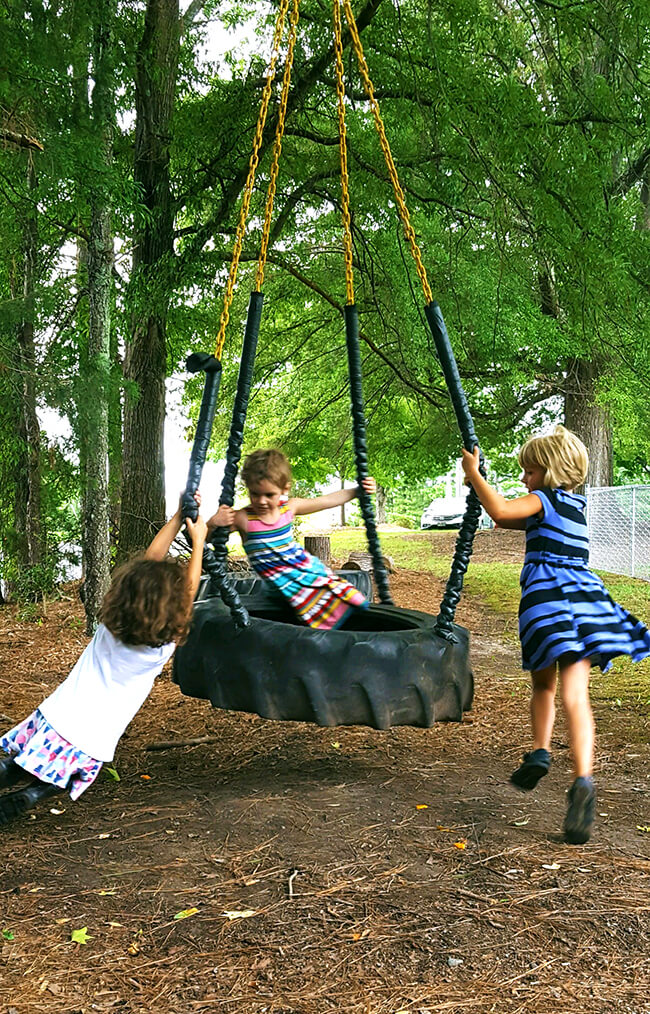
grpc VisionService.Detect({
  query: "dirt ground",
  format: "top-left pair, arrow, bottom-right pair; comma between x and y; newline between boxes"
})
1,530 -> 649,1014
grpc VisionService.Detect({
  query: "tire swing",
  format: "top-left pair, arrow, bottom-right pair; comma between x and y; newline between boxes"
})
173,0 -> 486,730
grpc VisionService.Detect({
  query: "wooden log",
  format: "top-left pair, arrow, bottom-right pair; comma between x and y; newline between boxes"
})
342,550 -> 373,571
304,534 -> 331,566
342,550 -> 396,573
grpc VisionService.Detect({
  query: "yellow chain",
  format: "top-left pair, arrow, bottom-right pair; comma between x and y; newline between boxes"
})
333,0 -> 355,305
214,0 -> 291,359
342,0 -> 433,304
256,0 -> 301,291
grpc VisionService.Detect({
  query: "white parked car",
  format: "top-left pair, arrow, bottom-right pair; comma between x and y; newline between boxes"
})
420,493 -> 492,530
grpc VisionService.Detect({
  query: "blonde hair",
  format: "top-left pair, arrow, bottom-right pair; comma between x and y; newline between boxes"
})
99,556 -> 193,647
241,448 -> 292,490
518,425 -> 589,490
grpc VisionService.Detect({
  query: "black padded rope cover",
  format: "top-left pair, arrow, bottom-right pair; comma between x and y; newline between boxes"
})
181,353 -> 222,522
203,290 -> 265,629
173,596 -> 473,729
344,304 -> 393,605
424,301 -> 486,640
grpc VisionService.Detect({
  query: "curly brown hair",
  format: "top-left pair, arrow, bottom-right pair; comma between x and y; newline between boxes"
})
98,556 -> 193,647
241,448 -> 292,490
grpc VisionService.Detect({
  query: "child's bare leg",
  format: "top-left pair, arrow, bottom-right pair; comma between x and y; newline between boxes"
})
559,657 -> 595,844
530,663 -> 557,750
559,658 -> 594,777
510,664 -> 556,790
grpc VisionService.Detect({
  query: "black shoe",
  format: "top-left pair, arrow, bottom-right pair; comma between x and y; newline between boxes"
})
0,781 -> 63,826
564,776 -> 595,845
0,756 -> 32,789
510,748 -> 551,790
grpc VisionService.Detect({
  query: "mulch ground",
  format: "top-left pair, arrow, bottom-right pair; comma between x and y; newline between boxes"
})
1,530 -> 649,1013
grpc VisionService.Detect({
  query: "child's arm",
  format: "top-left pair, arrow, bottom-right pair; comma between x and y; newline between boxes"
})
289,477 -> 376,517
184,516 -> 208,600
207,505 -> 248,537
145,493 -> 203,561
145,503 -> 186,561
461,448 -> 542,524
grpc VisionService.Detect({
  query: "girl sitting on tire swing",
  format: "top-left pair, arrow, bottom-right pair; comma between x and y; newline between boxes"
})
209,448 -> 375,630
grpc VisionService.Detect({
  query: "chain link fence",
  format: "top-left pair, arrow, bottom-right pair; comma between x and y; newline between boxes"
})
585,485 -> 650,581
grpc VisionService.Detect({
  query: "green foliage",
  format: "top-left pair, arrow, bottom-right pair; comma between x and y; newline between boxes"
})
1,557 -> 59,605
2,0 -> 650,586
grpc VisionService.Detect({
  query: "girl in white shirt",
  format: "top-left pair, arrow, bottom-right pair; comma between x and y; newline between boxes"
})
0,500 -> 207,825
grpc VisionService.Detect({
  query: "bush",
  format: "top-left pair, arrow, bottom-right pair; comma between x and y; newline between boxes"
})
388,514 -> 416,529
1,558 -> 58,604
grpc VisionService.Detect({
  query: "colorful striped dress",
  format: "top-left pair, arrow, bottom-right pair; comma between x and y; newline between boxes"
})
243,504 -> 369,629
519,487 -> 650,673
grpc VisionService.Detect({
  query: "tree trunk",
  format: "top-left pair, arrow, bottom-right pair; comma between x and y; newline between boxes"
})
375,483 -> 387,524
119,0 -> 179,555
82,0 -> 115,633
564,357 -> 613,488
304,535 -> 331,567
18,157 -> 42,569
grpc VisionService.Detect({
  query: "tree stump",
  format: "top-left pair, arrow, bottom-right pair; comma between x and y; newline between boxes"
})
304,535 -> 331,566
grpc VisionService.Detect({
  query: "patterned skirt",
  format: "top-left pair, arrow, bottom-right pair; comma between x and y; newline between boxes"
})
0,709 -> 103,800
519,561 -> 650,673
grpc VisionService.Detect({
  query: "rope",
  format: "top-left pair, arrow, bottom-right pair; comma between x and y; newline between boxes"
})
332,0 -> 355,305
214,0 -> 291,359
255,0 -> 301,292
341,0 -> 433,305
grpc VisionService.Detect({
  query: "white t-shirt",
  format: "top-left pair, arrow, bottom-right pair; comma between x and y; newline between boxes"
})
40,623 -> 176,762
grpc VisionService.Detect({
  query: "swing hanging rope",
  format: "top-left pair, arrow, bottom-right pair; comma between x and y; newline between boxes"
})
213,0 -> 293,361
337,0 -> 485,637
341,0 -> 433,306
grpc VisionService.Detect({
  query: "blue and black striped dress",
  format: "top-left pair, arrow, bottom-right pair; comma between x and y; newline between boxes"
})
519,487 -> 650,672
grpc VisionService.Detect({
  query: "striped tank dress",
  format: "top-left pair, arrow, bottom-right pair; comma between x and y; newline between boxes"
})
243,504 -> 369,630
519,486 -> 650,672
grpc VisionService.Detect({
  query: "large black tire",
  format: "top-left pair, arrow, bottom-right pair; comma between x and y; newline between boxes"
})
173,596 -> 473,730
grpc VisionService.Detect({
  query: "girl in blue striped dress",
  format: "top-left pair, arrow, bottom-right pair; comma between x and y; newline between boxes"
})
462,426 -> 650,844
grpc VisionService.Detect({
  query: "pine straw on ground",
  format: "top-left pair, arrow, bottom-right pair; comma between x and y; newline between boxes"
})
1,542 -> 650,1013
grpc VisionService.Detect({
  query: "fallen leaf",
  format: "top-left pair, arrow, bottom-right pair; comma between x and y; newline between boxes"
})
97,833 -> 111,840
636,825 -> 650,833
107,921 -> 123,928
415,804 -> 428,810
55,918 -> 71,925
542,863 -> 560,870
70,927 -> 92,945
2,929 -> 14,941
331,742 -> 341,749
453,840 -> 467,850
49,808 -> 66,815
97,889 -> 117,896
104,766 -> 120,782
173,907 -> 199,921
222,909 -> 257,920
140,774 -> 151,780
436,825 -> 451,831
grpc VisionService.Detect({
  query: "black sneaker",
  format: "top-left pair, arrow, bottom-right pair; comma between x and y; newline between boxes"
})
0,756 -> 31,789
510,748 -> 551,791
0,781 -> 62,826
564,776 -> 595,845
